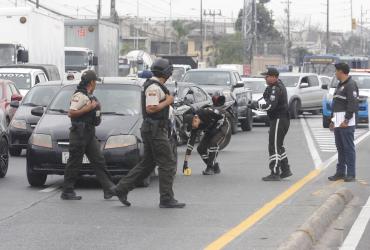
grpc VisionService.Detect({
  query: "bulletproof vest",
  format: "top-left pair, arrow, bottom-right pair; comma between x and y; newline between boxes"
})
142,79 -> 170,121
71,87 -> 99,126
265,81 -> 289,119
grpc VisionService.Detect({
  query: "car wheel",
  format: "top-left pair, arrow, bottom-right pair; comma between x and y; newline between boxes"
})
26,161 -> 47,187
219,126 -> 232,151
289,99 -> 300,119
241,108 -> 253,131
322,115 -> 331,128
0,137 -> 9,178
9,147 -> 22,157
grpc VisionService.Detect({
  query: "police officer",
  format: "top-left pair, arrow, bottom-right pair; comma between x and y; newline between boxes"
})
251,68 -> 292,181
183,96 -> 230,175
328,63 -> 359,182
61,70 -> 115,200
113,58 -> 185,208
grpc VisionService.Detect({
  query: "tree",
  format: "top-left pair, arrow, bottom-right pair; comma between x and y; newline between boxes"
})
171,20 -> 191,55
214,33 -> 243,65
291,47 -> 311,65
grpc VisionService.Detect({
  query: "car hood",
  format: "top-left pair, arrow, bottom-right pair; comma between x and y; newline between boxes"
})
13,105 -> 42,124
35,114 -> 141,141
195,85 -> 230,95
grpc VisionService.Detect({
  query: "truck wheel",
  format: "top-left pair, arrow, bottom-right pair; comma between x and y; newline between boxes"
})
27,161 -> 47,187
241,108 -> 253,131
322,115 -> 331,128
0,137 -> 9,178
219,127 -> 232,150
9,147 -> 22,157
289,100 -> 300,119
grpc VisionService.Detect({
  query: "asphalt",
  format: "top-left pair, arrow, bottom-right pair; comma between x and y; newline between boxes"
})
0,115 -> 369,250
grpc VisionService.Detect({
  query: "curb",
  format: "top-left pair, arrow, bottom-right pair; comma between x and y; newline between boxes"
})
277,188 -> 354,250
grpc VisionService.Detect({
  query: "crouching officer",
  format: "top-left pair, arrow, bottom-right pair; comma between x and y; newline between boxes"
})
61,70 -> 115,200
113,58 -> 185,208
251,68 -> 292,181
183,95 -> 230,175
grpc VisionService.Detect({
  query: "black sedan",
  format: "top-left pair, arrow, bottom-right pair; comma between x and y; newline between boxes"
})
9,81 -> 73,156
0,109 -> 9,178
26,78 -> 145,187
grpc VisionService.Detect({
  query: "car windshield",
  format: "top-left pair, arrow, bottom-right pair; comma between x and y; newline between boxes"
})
0,44 -> 15,65
302,63 -> 336,76
65,51 -> 89,71
279,76 -> 300,87
172,68 -> 186,81
330,75 -> 370,89
182,71 -> 231,85
0,73 -> 32,89
48,84 -> 141,115
22,85 -> 61,107
244,81 -> 266,93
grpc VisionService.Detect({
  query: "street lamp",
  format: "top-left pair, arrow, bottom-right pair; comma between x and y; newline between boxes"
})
200,0 -> 203,61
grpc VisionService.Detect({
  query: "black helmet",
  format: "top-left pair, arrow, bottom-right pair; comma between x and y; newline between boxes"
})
151,58 -> 173,79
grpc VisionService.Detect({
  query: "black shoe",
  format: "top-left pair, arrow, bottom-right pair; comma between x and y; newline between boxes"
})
104,187 -> 117,200
61,191 -> 82,200
344,176 -> 356,182
203,166 -> 215,175
328,174 -> 345,181
214,163 -> 221,174
262,173 -> 281,181
159,199 -> 186,208
116,190 -> 131,207
280,170 -> 293,179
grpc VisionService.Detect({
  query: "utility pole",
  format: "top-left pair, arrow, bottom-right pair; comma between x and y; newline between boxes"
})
136,0 -> 139,50
169,0 -> 172,55
200,0 -> 203,61
326,0 -> 330,54
350,0 -> 353,34
284,0 -> 291,64
97,0 -> 102,20
204,9 -> 222,39
242,0 -> 255,66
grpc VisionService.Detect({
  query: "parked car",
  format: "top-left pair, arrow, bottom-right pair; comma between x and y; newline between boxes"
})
0,109 -> 9,178
8,81 -> 72,156
279,73 -> 327,118
319,75 -> 332,89
26,78 -> 148,187
0,64 -> 61,82
182,68 -> 253,133
322,72 -> 370,128
0,79 -> 22,125
243,77 -> 269,125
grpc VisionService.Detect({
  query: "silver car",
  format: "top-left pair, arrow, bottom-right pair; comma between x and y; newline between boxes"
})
243,77 -> 269,125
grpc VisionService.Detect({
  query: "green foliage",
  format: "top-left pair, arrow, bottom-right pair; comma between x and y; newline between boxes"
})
214,32 -> 243,65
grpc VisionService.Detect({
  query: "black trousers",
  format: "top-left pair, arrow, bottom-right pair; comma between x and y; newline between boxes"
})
268,118 -> 290,174
197,120 -> 230,167
63,124 -> 114,193
115,121 -> 177,203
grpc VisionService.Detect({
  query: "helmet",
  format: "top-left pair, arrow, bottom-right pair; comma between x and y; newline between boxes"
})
212,95 -> 226,107
151,58 -> 173,79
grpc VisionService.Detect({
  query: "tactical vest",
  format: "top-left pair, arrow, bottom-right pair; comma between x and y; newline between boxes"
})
71,87 -> 100,126
142,79 -> 169,121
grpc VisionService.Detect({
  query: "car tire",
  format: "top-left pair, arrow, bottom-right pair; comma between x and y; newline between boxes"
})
241,108 -> 253,131
322,115 -> 331,128
219,126 -> 232,151
289,99 -> 301,119
26,161 -> 47,187
0,136 -> 9,178
9,147 -> 22,157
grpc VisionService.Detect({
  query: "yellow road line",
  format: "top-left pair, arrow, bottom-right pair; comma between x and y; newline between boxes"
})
204,169 -> 321,250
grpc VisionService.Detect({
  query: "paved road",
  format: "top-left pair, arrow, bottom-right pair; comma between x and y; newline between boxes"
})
0,115 -> 369,250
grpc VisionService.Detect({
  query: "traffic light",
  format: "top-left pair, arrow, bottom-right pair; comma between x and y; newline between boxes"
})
352,18 -> 357,30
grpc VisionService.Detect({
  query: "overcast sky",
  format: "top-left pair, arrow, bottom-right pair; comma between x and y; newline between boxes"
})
1,0 -> 370,32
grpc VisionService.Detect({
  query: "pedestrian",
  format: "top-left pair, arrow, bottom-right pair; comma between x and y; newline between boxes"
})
328,63 -> 359,182
61,70 -> 115,200
113,58 -> 185,208
251,68 -> 292,181
182,95 -> 230,175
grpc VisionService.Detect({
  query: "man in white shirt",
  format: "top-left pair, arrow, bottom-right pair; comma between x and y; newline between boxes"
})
328,63 -> 359,182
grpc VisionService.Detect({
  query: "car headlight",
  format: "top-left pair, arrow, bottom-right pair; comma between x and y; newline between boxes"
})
31,134 -> 52,148
105,135 -> 137,149
11,119 -> 27,130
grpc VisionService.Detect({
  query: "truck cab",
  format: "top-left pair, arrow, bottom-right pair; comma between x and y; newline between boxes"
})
0,68 -> 48,96
64,47 -> 98,80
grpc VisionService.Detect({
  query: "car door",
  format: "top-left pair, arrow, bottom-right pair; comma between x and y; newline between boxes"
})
307,75 -> 322,109
298,76 -> 312,108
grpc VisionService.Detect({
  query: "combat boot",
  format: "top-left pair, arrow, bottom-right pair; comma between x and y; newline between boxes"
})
115,188 -> 131,207
104,186 -> 117,200
213,163 -> 221,174
159,199 -> 186,208
280,165 -> 293,179
203,166 -> 215,175
61,190 -> 82,200
262,172 -> 281,181
328,173 -> 345,181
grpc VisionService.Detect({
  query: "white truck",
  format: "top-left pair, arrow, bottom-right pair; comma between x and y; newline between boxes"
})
64,19 -> 119,77
0,7 -> 65,77
121,50 -> 154,77
64,47 -> 98,80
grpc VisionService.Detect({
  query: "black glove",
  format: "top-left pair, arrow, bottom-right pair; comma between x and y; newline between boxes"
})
250,101 -> 258,110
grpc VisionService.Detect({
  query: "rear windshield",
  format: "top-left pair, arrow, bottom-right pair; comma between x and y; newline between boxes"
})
0,73 -> 31,89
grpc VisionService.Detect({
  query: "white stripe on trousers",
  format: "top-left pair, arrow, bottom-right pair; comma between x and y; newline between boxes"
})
273,119 -> 280,173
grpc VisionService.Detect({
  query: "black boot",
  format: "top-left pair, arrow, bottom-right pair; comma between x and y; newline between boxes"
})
262,172 -> 281,181
328,173 -> 345,181
115,188 -> 131,207
61,190 -> 82,200
280,165 -> 292,179
203,166 -> 215,175
214,163 -> 221,174
344,176 -> 356,182
104,186 -> 117,200
159,199 -> 186,208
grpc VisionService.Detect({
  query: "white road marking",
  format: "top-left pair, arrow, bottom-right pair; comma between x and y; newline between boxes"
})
39,183 -> 62,193
340,196 -> 370,250
300,118 -> 322,168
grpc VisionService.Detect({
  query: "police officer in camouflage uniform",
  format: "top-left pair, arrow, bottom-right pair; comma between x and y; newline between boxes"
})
61,70 -> 115,200
113,59 -> 185,208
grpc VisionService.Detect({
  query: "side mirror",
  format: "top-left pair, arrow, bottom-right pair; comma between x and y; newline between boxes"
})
11,94 -> 22,102
234,81 -> 245,88
10,101 -> 19,108
92,56 -> 98,66
300,82 -> 309,88
31,106 -> 44,117
321,84 -> 328,90
17,50 -> 29,63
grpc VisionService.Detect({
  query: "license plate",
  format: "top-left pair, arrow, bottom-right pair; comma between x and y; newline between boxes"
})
62,152 -> 90,164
